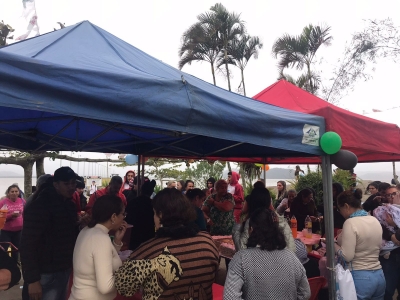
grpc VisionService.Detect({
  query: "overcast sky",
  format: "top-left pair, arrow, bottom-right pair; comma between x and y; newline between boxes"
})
1,0 -> 400,178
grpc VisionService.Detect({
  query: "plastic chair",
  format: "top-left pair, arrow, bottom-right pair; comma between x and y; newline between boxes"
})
308,276 -> 327,300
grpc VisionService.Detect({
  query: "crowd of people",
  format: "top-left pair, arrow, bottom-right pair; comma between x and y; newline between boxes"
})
1,167 -> 400,299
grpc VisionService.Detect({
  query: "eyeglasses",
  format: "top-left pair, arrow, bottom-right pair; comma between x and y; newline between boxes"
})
385,192 -> 398,198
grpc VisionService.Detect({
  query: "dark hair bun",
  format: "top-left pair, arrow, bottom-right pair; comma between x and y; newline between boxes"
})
354,188 -> 363,200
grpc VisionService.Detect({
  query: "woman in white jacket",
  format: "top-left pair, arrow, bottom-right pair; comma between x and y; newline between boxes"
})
69,195 -> 127,300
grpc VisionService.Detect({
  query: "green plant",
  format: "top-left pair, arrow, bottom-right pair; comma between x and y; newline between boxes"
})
268,188 -> 276,201
154,185 -> 162,194
294,171 -> 324,205
101,178 -> 110,187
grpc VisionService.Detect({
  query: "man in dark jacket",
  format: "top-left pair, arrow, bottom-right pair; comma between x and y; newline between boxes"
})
20,167 -> 79,300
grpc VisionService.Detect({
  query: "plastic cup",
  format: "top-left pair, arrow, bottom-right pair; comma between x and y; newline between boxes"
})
0,209 -> 8,229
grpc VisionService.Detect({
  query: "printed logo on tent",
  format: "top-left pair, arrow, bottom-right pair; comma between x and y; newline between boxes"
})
302,124 -> 320,146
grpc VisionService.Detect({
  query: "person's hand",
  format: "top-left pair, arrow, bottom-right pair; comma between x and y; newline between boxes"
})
310,216 -> 318,222
281,202 -> 288,210
28,281 -> 42,300
114,221 -> 127,245
387,213 -> 396,227
207,218 -> 214,226
373,196 -> 383,205
391,234 -> 400,246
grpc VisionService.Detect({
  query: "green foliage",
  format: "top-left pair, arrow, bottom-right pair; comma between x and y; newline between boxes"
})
268,188 -> 276,200
154,185 -> 162,194
183,161 -> 224,189
295,171 -> 324,205
291,168 -> 360,205
101,178 -> 110,187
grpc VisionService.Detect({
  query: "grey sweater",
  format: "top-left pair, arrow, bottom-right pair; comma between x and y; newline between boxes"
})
224,247 -> 310,300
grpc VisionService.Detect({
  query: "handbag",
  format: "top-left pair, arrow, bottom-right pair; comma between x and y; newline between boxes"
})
335,253 -> 357,300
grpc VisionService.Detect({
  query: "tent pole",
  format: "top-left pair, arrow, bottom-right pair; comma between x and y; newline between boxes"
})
141,156 -> 145,186
263,165 -> 266,185
137,155 -> 141,197
321,155 -> 336,299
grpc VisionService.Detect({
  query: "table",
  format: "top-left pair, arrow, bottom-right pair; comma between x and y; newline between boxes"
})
296,231 -> 321,252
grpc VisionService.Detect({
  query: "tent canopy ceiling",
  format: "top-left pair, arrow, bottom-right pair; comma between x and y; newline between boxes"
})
253,80 -> 400,163
0,21 -> 325,160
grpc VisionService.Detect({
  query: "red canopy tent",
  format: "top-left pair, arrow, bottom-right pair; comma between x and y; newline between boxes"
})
252,80 -> 400,164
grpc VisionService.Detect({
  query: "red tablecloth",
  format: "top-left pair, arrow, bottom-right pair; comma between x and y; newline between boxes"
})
213,283 -> 224,300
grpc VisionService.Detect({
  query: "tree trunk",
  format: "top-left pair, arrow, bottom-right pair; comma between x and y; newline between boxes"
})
393,161 -> 396,178
226,161 -> 232,172
307,164 -> 311,173
211,62 -> 216,86
224,48 -> 231,91
241,68 -> 246,97
35,156 -> 45,178
23,160 -> 35,199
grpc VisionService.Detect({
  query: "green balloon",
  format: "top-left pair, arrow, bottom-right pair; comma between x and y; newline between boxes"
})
320,131 -> 342,155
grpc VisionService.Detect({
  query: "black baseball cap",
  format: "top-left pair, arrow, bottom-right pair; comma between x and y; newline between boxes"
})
54,167 -> 79,182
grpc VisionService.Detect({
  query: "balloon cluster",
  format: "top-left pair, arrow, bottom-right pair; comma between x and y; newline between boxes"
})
320,131 -> 357,170
125,154 -> 138,165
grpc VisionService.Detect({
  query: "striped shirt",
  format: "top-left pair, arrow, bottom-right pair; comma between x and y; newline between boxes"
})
115,231 -> 219,300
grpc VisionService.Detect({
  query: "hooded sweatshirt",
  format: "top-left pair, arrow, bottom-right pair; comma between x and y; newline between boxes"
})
228,172 -> 244,209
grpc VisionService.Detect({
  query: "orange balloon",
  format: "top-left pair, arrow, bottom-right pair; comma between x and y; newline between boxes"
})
264,164 -> 270,171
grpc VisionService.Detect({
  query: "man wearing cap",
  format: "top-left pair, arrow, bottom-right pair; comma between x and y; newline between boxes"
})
85,175 -> 127,215
20,167 -> 79,300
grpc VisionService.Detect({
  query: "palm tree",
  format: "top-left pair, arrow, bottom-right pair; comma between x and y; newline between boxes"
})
222,34 -> 263,96
179,22 -> 220,85
272,24 -> 332,94
199,3 -> 245,91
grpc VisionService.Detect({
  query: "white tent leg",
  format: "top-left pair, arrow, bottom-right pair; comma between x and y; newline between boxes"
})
321,155 -> 336,299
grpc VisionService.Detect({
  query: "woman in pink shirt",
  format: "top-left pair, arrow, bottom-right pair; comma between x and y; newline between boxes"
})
0,185 -> 26,261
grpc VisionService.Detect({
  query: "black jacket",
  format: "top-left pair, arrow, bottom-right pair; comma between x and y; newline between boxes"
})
125,194 -> 155,250
20,185 -> 78,284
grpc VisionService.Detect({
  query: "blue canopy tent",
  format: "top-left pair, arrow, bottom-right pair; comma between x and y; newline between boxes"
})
0,21 -> 324,159
0,21 -> 338,299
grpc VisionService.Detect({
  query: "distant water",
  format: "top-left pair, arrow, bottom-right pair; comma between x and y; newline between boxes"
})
0,177 -> 291,196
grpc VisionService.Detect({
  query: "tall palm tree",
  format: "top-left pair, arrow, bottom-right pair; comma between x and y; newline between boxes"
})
179,22 -> 220,85
222,34 -> 263,96
272,24 -> 332,94
199,3 -> 245,91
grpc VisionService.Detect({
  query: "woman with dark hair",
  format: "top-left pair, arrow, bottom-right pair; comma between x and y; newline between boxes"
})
206,177 -> 216,190
274,180 -> 288,208
0,184 -> 26,261
332,182 -> 345,229
363,182 -> 390,214
186,188 -> 207,231
290,188 -> 320,232
367,181 -> 380,195
233,187 -> 295,252
224,208 -> 310,300
115,188 -> 219,299
335,189 -> 385,300
69,195 -> 127,300
125,179 -> 157,250
176,180 -> 185,192
183,179 -> 194,194
202,179 -> 235,235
